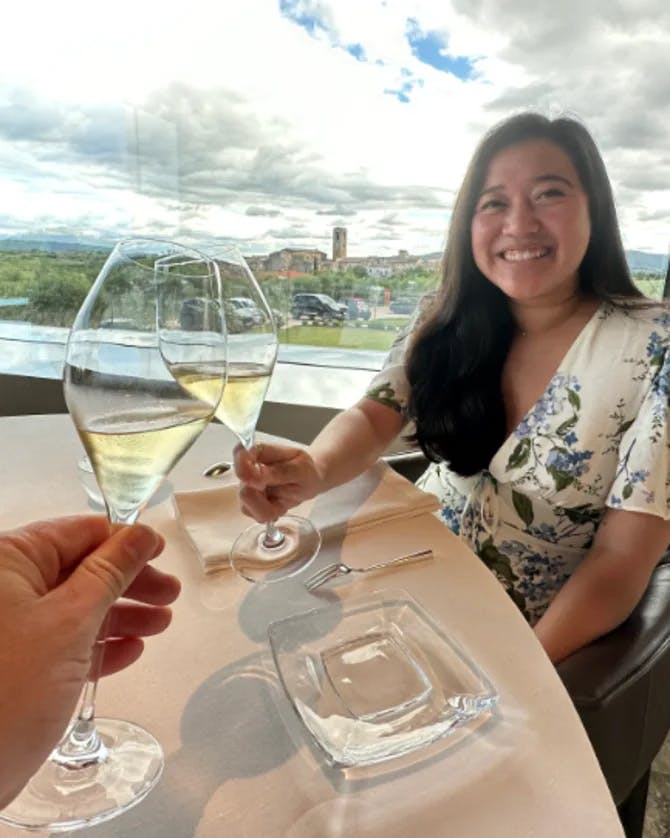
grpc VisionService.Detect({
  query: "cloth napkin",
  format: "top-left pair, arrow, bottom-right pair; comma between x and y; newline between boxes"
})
173,460 -> 440,573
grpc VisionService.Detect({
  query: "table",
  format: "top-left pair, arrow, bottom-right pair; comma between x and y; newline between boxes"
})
0,415 -> 624,837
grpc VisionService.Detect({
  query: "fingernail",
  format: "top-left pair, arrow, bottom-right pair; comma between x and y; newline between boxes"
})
124,525 -> 160,560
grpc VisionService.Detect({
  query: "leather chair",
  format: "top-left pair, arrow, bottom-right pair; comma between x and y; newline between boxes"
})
557,561 -> 670,838
385,451 -> 670,838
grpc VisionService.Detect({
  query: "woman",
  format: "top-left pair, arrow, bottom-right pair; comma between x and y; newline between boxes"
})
236,112 -> 670,664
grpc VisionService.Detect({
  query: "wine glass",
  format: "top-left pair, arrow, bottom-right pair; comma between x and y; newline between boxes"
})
0,239 -> 226,832
202,244 -> 321,582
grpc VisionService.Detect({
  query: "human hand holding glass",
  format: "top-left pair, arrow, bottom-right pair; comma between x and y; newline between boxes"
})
200,245 -> 321,582
0,239 -> 226,832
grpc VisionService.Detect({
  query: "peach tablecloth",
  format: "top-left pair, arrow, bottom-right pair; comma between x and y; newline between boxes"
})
0,416 -> 623,838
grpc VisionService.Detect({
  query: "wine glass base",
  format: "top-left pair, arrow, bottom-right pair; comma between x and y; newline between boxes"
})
230,514 -> 321,583
0,718 -> 163,833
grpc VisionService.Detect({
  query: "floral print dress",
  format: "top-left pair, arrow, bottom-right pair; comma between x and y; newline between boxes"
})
366,300 -> 670,624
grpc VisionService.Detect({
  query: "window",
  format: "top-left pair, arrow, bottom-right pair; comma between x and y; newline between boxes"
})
1,3 -> 668,412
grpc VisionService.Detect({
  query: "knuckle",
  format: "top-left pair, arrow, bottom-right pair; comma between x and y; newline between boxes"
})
80,552 -> 128,600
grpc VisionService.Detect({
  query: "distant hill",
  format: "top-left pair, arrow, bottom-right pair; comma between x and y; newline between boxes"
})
0,234 -> 112,253
0,236 -> 667,275
625,250 -> 668,273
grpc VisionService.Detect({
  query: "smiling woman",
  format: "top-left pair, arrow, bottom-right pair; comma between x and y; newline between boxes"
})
233,112 -> 670,674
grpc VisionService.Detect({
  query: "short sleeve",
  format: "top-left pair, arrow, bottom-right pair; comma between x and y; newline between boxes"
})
364,293 -> 435,416
607,347 -> 670,520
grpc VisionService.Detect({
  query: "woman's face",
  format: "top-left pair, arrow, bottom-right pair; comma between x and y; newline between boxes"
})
470,139 -> 591,305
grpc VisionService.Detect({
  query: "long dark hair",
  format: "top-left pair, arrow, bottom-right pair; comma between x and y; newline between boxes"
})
406,112 -> 641,476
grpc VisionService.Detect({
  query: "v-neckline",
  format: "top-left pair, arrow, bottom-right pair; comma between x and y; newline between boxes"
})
489,299 -> 606,474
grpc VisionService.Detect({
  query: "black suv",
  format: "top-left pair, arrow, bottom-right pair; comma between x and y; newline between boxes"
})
291,293 -> 345,324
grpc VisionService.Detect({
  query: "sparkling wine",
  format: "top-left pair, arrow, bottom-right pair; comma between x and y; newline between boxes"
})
172,361 -> 271,445
78,405 -> 208,519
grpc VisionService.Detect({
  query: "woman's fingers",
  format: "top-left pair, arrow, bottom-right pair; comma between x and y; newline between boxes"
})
101,602 -> 173,639
235,443 -> 315,491
267,486 -> 307,508
253,442 -> 307,464
236,442 -> 317,521
239,486 -> 288,522
233,444 -> 264,489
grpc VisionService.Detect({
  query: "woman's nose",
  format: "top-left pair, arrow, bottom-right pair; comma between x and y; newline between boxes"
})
503,199 -> 541,235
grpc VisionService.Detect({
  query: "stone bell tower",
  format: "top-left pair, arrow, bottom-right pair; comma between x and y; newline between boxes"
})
332,226 -> 347,261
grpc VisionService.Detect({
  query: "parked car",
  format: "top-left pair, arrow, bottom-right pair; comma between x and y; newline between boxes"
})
180,297 -> 224,331
229,296 -> 264,326
389,296 -> 419,315
291,292 -> 345,324
344,297 -> 371,320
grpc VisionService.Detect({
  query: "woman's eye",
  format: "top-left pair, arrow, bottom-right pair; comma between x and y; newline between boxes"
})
478,198 -> 506,212
536,188 -> 565,201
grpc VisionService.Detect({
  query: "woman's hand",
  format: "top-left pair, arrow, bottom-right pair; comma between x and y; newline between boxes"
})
233,399 -> 406,523
234,442 -> 324,522
534,508 -> 670,664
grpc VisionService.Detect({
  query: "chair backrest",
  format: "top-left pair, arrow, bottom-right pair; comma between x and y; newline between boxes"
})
557,562 -> 670,834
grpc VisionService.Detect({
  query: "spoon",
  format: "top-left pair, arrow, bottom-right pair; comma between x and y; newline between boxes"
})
202,461 -> 233,478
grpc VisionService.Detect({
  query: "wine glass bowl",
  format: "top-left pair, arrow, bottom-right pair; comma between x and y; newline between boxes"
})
65,240 -> 226,526
201,244 -> 322,583
0,239 -> 226,833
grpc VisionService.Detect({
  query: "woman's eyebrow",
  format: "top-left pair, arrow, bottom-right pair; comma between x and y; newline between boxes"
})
534,173 -> 574,187
478,184 -> 504,197
479,173 -> 575,198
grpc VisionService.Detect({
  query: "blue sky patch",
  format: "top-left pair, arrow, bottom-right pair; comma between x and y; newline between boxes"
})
346,43 -> 366,62
279,1 -> 326,36
384,78 -> 415,104
406,18 -> 476,80
280,2 -> 366,63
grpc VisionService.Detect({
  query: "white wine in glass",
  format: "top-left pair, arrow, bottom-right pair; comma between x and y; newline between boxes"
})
0,239 -> 226,832
199,244 -> 321,582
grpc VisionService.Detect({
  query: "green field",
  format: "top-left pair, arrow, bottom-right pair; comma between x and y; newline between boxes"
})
279,324 -> 399,350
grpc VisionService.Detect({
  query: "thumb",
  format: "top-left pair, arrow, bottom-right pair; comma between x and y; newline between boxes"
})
53,524 -> 164,623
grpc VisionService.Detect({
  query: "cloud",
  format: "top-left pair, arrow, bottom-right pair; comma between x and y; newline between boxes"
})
378,213 -> 402,227
267,224 -> 320,241
245,206 -> 282,217
0,0 -> 668,256
315,206 -> 357,216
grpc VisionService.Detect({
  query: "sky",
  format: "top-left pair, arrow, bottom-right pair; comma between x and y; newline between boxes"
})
0,0 -> 669,259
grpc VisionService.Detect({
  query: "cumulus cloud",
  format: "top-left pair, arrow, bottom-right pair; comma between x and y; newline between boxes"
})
245,206 -> 282,217
0,0 -> 668,255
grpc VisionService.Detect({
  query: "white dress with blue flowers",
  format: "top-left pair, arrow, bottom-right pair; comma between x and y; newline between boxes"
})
366,300 -> 670,624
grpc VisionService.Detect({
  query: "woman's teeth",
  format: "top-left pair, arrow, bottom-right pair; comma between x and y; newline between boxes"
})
501,247 -> 550,262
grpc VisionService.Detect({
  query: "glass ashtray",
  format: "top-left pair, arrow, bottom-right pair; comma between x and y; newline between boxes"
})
268,589 -> 498,767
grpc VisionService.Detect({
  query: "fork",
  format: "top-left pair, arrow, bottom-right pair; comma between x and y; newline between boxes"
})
304,548 -> 433,591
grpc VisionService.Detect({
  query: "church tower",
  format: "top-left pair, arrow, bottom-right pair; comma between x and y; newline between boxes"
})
333,226 -> 347,261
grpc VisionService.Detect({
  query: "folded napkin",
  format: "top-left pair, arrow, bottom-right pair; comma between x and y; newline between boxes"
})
174,460 -> 440,573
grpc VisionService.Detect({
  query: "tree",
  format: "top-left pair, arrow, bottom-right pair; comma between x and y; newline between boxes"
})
27,273 -> 92,327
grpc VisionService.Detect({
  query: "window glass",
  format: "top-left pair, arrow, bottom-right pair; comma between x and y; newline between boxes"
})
1,2 -> 668,391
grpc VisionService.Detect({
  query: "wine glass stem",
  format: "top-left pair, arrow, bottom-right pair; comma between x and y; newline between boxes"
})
50,617 -> 109,768
263,520 -> 285,548
243,432 -> 286,550
51,510 -> 139,768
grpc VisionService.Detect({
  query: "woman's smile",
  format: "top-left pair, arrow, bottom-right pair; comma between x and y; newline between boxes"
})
471,138 -> 591,304
499,246 -> 552,262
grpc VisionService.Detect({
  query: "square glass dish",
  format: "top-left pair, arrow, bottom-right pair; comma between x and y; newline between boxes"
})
268,589 -> 498,767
